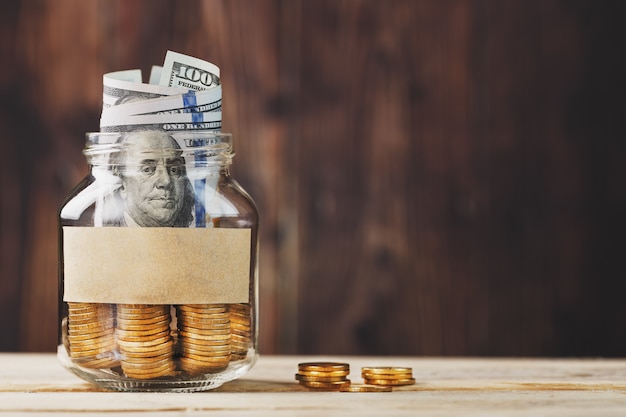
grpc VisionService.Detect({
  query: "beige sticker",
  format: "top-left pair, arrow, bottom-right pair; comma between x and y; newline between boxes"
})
63,227 -> 251,304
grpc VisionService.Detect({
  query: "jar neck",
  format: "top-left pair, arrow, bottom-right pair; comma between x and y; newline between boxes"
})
84,131 -> 235,173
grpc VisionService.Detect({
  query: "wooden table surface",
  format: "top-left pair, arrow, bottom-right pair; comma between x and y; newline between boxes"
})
1,353 -> 626,416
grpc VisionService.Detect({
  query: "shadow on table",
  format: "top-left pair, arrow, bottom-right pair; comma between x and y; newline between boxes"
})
215,379 -> 305,393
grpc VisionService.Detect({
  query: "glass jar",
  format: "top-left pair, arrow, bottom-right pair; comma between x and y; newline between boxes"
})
58,130 -> 259,392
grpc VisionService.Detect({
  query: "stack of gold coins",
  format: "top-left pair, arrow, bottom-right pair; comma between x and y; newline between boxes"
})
296,362 -> 351,391
116,304 -> 175,380
176,304 -> 231,375
228,303 -> 252,360
67,302 -> 118,369
361,367 -> 416,387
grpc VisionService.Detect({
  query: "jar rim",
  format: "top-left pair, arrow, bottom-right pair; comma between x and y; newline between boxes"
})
83,130 -> 234,166
85,130 -> 232,147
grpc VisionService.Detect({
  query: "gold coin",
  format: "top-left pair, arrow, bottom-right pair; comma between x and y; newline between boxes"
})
120,350 -> 172,364
68,319 -> 115,330
119,340 -> 174,355
297,369 -> 349,378
178,315 -> 231,324
182,352 -> 231,362
229,353 -> 248,361
362,372 -> 414,380
116,312 -> 170,321
67,335 -> 115,347
295,373 -> 348,383
116,312 -> 168,321
177,311 -> 230,320
117,303 -> 167,310
178,336 -> 230,346
67,334 -> 115,348
68,311 -> 111,322
179,357 -> 229,368
121,355 -> 173,369
230,332 -> 251,339
299,380 -> 351,391
230,345 -> 251,352
178,331 -> 230,341
116,333 -> 172,347
122,350 -> 173,361
178,326 -> 231,336
361,366 -> 413,375
228,311 -> 250,317
228,315 -> 251,325
67,309 -> 111,318
67,301 -> 93,308
69,345 -> 117,359
178,324 -> 231,333
180,346 -> 230,356
177,304 -> 227,313
228,302 -> 250,309
178,316 -> 230,325
180,343 -> 230,354
69,347 -> 116,359
68,302 -> 112,311
178,360 -> 227,371
179,344 -> 231,354
68,341 -> 116,354
341,384 -> 393,392
298,362 -> 350,372
116,310 -> 168,317
123,364 -> 176,378
68,326 -> 115,338
230,339 -> 251,348
230,328 -> 252,337
230,319 -> 251,327
229,315 -> 251,322
116,326 -> 170,338
123,362 -> 176,379
67,331 -> 115,343
68,316 -> 115,327
363,377 -> 416,386
230,344 -> 249,351
117,304 -> 169,312
228,309 -> 250,316
124,368 -> 175,379
117,318 -> 171,331
230,338 -> 251,347
230,333 -> 251,342
179,303 -> 227,307
180,341 -> 230,352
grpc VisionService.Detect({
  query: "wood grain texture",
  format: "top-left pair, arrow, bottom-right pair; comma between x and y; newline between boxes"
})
2,354 -> 626,416
1,0 -> 625,356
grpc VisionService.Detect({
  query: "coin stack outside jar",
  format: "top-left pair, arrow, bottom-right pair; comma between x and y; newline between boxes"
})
361,367 -> 416,387
296,362 -> 351,391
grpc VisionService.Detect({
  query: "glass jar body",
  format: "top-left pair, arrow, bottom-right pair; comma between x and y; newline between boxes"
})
58,131 -> 258,392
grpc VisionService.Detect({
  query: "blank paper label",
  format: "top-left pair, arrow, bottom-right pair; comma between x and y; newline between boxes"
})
63,227 -> 251,304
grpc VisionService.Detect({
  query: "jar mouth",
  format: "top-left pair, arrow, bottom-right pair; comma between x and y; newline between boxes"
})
83,130 -> 233,167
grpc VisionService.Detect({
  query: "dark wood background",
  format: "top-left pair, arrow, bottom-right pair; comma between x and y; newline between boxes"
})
1,0 -> 625,356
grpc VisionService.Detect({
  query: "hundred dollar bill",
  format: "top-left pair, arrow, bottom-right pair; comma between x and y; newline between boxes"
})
149,65 -> 163,85
103,69 -> 189,109
159,50 -> 221,91
101,86 -> 222,118
100,111 -> 222,132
